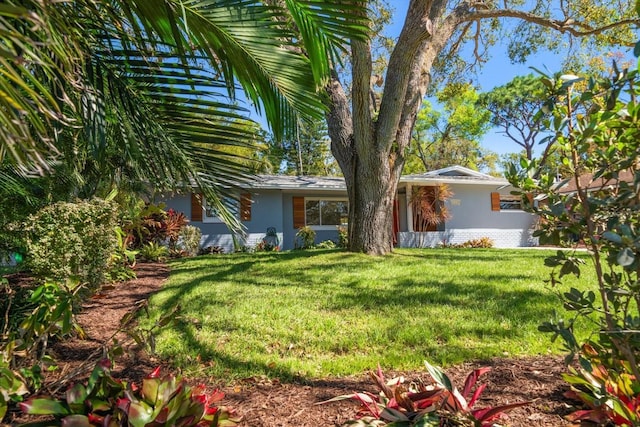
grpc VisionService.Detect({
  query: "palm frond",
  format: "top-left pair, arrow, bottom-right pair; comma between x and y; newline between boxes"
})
284,0 -> 370,84
1,0 -> 369,228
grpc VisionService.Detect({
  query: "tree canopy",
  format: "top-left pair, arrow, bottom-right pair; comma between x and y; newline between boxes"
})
479,74 -> 552,162
406,83 -> 495,174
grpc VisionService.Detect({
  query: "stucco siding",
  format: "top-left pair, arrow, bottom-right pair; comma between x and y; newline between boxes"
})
396,183 -> 538,248
281,192 -> 347,250
160,190 -> 285,253
445,184 -> 535,230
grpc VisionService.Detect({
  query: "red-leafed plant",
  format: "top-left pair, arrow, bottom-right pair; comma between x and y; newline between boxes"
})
124,204 -> 188,250
165,209 -> 189,248
19,360 -> 240,426
562,346 -> 640,426
321,361 -> 529,426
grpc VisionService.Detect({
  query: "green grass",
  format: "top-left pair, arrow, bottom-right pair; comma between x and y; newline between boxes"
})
144,248 -> 593,381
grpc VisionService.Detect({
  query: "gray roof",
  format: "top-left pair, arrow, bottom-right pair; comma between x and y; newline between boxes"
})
244,166 -> 507,191
250,174 -> 346,190
401,165 -> 508,186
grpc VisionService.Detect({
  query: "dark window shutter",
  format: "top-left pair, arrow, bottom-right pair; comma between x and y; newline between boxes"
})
292,197 -> 305,229
490,192 -> 500,211
240,193 -> 252,221
191,193 -> 203,221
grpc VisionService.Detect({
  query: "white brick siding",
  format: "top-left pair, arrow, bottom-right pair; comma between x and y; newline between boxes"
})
398,228 -> 538,248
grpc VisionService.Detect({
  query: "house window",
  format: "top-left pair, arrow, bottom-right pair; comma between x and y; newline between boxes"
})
203,198 -> 237,223
490,192 -> 523,211
191,193 -> 251,222
305,198 -> 348,227
500,195 -> 522,210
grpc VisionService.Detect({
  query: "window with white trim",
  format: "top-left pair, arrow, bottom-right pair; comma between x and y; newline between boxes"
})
203,198 -> 234,223
305,198 -> 348,227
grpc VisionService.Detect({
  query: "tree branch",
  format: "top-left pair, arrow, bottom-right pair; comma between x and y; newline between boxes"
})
351,37 -> 374,155
377,0 -> 433,153
461,7 -> 640,46
325,71 -> 355,188
395,0 -> 464,160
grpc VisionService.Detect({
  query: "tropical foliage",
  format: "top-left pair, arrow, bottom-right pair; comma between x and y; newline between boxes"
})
0,0 -> 369,226
507,62 -> 640,424
20,361 -> 240,426
322,361 -> 529,426
1,1 -> 370,423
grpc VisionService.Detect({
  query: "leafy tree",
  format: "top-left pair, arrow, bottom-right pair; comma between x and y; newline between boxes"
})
506,64 -> 640,424
0,0 -> 368,226
406,83 -> 494,174
325,0 -> 639,254
479,74 -> 554,163
266,119 -> 340,176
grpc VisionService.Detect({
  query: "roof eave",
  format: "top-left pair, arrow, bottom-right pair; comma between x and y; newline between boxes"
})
399,177 -> 510,186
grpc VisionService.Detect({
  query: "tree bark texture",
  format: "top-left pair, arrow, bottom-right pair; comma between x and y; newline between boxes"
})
326,0 -> 458,254
325,0 -> 639,255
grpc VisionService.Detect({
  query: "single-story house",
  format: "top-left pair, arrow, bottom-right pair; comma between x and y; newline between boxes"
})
159,166 -> 538,252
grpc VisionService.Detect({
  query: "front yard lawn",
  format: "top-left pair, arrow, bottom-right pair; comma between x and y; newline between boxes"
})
144,248 -> 592,381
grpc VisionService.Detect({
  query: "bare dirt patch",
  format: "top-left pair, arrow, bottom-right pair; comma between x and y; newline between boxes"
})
5,264 -> 577,426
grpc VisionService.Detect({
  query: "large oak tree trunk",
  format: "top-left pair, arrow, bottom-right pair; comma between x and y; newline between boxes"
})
326,0 -> 453,254
347,151 -> 400,254
324,0 -> 628,254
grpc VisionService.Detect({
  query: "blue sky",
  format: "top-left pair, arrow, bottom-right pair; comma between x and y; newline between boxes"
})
249,2 -> 629,159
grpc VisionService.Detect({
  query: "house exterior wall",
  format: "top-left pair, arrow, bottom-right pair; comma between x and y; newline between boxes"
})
161,179 -> 537,252
159,190 -> 285,253
397,183 -> 538,248
281,191 -> 347,250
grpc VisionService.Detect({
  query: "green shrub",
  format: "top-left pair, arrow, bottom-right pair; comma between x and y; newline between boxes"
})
24,199 -> 117,287
107,226 -> 138,283
178,225 -> 201,257
337,226 -> 348,248
138,242 -> 169,262
294,226 -> 316,249
315,240 -> 336,249
0,277 -> 87,419
507,66 -> 640,422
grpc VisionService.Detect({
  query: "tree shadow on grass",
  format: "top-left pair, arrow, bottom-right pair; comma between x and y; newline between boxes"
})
149,250 -> 566,383
323,277 -> 558,340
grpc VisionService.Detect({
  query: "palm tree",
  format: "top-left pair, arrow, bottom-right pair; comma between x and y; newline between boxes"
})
0,0 -> 368,224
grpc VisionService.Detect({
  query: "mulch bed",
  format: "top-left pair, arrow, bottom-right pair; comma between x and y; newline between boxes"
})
4,263 -> 580,426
